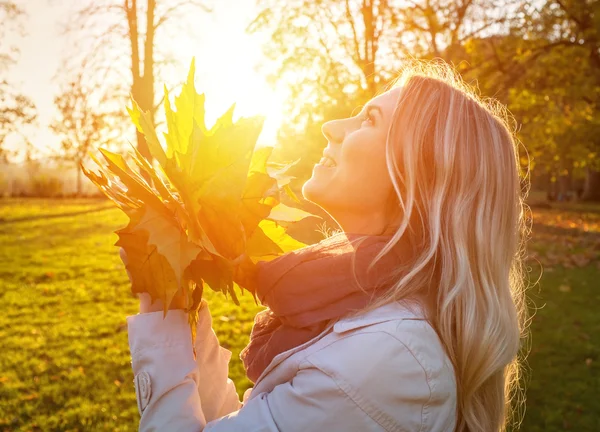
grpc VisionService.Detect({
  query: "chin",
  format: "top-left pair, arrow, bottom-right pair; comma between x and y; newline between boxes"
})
302,163 -> 342,210
301,177 -> 317,202
301,174 -> 327,206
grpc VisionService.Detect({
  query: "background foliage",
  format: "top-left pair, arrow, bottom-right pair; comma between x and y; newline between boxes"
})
249,0 -> 600,200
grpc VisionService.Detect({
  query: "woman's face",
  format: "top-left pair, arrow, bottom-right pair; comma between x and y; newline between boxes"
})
302,87 -> 402,235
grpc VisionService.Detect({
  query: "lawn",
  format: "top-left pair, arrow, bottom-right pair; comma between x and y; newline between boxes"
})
0,198 -> 598,431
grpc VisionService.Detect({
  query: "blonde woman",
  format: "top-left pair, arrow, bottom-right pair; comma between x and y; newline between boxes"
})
123,62 -> 529,432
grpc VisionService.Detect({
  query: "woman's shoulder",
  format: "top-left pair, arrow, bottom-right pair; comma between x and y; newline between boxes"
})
308,300 -> 454,378
298,301 -> 457,430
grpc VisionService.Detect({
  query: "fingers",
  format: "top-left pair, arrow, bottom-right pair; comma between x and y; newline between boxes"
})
138,292 -> 166,314
120,249 -> 161,312
119,247 -> 128,265
119,248 -> 133,284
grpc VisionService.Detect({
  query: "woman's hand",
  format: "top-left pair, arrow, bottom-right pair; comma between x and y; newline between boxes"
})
119,247 -> 187,314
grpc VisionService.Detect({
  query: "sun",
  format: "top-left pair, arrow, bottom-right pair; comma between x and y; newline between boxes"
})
168,11 -> 287,148
201,78 -> 286,148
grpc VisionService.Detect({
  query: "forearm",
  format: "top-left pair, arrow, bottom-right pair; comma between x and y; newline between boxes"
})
127,301 -> 242,428
128,311 -> 208,431
193,300 -> 243,419
138,370 -> 207,431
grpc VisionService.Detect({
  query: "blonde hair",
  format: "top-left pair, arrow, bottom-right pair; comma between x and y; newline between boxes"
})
348,61 -> 530,432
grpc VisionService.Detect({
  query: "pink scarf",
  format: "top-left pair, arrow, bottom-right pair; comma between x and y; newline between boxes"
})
240,231 -> 411,383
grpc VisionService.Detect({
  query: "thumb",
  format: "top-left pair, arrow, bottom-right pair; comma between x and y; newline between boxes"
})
119,247 -> 133,283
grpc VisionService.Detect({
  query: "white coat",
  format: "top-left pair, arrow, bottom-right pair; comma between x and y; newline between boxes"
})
127,299 -> 457,431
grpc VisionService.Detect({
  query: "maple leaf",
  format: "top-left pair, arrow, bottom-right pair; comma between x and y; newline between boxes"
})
115,222 -> 179,309
133,206 -> 204,288
82,57 -> 318,347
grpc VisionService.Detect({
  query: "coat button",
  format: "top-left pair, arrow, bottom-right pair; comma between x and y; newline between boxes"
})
134,371 -> 152,415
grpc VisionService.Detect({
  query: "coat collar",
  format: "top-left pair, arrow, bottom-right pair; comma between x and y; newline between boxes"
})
333,300 -> 426,334
251,300 -> 426,388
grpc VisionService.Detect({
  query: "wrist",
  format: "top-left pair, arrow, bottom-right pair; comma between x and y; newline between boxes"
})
138,292 -> 187,314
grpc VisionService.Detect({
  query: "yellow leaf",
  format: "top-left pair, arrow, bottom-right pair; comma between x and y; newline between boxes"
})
82,56 -> 316,339
133,206 -> 203,289
268,203 -> 313,222
246,219 -> 306,262
115,225 -> 180,316
126,97 -> 167,167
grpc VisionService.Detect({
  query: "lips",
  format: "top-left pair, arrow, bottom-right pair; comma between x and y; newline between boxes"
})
317,156 -> 337,167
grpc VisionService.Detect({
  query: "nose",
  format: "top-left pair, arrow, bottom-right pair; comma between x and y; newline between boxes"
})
321,119 -> 345,145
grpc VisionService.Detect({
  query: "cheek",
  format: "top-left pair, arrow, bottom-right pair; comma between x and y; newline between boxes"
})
301,131 -> 393,212
337,137 -> 392,204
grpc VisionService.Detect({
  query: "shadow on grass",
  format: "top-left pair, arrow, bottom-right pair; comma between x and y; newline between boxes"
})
529,201 -> 600,215
534,222 -> 600,239
0,205 -> 115,224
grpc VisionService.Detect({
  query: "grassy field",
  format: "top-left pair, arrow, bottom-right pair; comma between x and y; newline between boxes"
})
0,198 -> 598,431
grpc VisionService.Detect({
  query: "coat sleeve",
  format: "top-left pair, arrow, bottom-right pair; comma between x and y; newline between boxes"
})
128,319 -> 380,432
203,360 -> 377,431
191,300 -> 244,420
127,300 -> 242,431
127,311 -> 403,432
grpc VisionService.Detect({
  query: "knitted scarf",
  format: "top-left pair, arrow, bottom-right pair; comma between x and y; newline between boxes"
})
240,231 -> 409,383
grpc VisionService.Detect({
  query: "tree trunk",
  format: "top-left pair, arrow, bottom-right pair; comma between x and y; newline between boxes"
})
557,174 -> 570,199
360,0 -> 379,96
557,160 -> 572,200
77,162 -> 82,197
125,0 -> 155,165
582,168 -> 600,202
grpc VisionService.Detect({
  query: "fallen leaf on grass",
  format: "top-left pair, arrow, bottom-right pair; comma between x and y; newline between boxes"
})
559,284 -> 572,293
572,254 -> 591,268
21,393 -> 38,401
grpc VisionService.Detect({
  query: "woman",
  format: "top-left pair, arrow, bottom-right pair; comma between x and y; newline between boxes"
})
124,62 -> 529,431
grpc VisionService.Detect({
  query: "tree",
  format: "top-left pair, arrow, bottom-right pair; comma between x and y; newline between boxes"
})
542,0 -> 600,201
248,0 -> 522,186
0,1 -> 37,162
400,0 -> 521,60
248,1 -> 405,184
444,31 -> 597,192
251,0 -> 600,201
63,0 -> 211,165
50,75 -> 125,196
487,0 -> 600,200
0,80 -> 36,162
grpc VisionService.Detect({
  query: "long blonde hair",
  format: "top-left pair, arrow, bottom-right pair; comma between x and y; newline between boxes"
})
349,62 -> 530,432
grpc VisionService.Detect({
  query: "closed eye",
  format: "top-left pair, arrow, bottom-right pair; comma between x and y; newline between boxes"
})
361,109 -> 375,126
358,104 -> 381,127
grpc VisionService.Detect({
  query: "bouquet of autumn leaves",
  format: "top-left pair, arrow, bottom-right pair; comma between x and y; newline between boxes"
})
82,59 -> 313,350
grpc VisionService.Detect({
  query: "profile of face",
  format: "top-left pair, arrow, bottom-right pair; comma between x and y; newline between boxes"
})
302,87 -> 402,235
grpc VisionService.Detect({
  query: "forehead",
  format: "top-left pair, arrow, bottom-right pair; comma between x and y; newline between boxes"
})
368,87 -> 402,113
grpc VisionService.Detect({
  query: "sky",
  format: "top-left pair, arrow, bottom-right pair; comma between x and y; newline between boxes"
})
4,0 -> 285,162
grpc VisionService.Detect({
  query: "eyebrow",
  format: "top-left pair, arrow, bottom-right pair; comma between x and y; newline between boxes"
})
359,103 -> 383,118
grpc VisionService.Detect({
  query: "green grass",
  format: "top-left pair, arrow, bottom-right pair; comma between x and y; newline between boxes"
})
521,266 -> 600,431
0,198 -> 598,431
0,198 -> 262,431
515,203 -> 600,431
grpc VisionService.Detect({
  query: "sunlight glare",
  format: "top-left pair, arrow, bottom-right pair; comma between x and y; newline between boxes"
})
168,9 -> 286,148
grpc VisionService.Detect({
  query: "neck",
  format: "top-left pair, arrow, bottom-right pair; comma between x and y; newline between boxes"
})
330,209 -> 389,236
